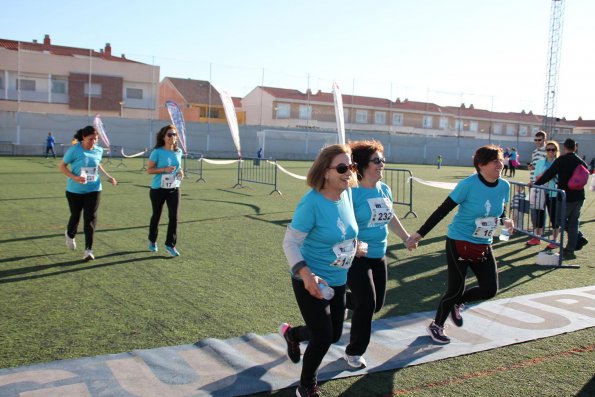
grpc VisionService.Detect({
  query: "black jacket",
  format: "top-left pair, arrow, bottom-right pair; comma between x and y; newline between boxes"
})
535,152 -> 588,203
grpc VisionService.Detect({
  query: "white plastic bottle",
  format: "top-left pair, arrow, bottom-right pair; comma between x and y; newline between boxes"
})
318,283 -> 335,300
499,227 -> 510,241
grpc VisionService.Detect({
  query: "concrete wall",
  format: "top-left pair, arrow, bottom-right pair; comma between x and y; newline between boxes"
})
1,111 -> 594,165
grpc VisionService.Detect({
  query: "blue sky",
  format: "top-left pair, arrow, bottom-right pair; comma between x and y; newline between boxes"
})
3,0 -> 594,119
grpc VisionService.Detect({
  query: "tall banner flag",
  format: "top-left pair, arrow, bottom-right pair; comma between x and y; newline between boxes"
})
332,81 -> 346,145
93,114 -> 111,148
220,91 -> 242,158
165,100 -> 188,153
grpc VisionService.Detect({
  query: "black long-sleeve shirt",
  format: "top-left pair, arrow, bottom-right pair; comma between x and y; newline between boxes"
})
534,152 -> 588,203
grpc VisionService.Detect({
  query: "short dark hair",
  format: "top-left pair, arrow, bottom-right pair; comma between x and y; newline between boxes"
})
349,139 -> 385,181
563,138 -> 576,151
535,130 -> 547,140
473,145 -> 503,172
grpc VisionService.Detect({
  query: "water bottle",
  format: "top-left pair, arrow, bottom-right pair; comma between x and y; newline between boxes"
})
499,227 -> 510,241
319,283 -> 335,300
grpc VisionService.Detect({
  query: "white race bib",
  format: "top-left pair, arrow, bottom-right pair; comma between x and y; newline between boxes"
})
330,238 -> 357,269
367,197 -> 393,227
80,167 -> 98,183
472,216 -> 499,239
160,173 -> 182,189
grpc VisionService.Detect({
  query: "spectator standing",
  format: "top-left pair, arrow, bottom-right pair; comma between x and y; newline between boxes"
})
526,131 -> 547,246
45,132 -> 56,159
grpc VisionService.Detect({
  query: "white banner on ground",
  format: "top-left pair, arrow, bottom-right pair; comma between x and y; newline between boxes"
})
332,81 -> 345,145
411,177 -> 457,190
220,91 -> 242,158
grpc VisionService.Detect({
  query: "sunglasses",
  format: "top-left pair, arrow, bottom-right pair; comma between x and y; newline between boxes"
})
546,148 -> 557,152
534,139 -> 543,142
369,157 -> 386,165
329,163 -> 358,174
166,132 -> 177,137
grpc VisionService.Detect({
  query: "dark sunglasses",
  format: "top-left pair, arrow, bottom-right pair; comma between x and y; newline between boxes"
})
534,139 -> 543,142
166,132 -> 177,137
369,157 -> 386,165
329,162 -> 358,174
546,148 -> 557,152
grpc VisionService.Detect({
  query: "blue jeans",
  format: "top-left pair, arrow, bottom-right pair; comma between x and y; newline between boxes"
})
564,200 -> 583,253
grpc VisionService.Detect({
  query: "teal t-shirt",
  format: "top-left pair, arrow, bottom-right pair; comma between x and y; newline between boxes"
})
290,189 -> 358,286
352,182 -> 393,258
149,147 -> 183,189
63,144 -> 104,194
447,174 -> 510,244
534,158 -> 557,197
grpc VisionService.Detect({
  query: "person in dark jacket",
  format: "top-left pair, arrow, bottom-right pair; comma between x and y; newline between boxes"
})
533,138 -> 589,259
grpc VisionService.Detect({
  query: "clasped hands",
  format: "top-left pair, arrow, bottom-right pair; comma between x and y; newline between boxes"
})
405,232 -> 421,251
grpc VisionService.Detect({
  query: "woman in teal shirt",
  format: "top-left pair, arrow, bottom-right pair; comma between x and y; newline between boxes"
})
59,126 -> 117,261
280,144 -> 359,397
147,125 -> 184,256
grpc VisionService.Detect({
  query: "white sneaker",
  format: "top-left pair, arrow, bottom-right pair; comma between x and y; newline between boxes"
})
65,231 -> 76,250
344,352 -> 367,368
83,249 -> 95,261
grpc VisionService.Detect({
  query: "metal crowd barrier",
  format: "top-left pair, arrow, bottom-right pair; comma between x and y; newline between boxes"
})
508,181 -> 576,268
233,157 -> 281,195
383,168 -> 417,218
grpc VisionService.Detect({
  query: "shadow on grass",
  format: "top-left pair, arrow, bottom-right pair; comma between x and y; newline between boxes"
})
0,251 -> 161,284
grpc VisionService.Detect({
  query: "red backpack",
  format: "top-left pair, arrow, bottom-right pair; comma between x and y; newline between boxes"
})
568,164 -> 590,190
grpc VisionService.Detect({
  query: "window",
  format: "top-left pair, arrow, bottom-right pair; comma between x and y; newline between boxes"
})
299,105 -> 312,120
506,124 -> 516,136
439,117 -> 449,129
355,110 -> 368,123
17,79 -> 36,91
343,108 -> 349,123
469,121 -> 478,132
519,125 -> 528,136
493,123 -> 502,134
84,83 -> 101,97
51,80 -> 66,94
392,113 -> 403,126
374,111 -> 386,125
563,128 -> 571,134
531,126 -> 540,135
0,76 -> 3,89
126,88 -> 143,99
275,103 -> 290,118
422,115 -> 433,128
455,119 -> 463,131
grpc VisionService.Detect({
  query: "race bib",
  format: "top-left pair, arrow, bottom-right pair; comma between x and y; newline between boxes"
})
160,173 -> 182,189
80,167 -> 98,183
472,216 -> 499,239
367,197 -> 393,227
330,238 -> 357,269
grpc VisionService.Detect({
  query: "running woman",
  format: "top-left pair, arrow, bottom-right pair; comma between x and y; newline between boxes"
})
406,145 -> 513,344
59,126 -> 117,261
147,125 -> 184,256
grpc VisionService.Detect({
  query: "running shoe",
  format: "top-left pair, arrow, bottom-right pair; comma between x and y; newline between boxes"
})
278,323 -> 300,363
526,237 -> 541,246
65,231 -> 76,250
450,303 -> 464,327
148,241 -> 158,252
575,236 -> 589,251
427,321 -> 450,344
546,243 -> 558,250
83,249 -> 95,261
344,352 -> 367,368
165,245 -> 180,257
296,383 -> 320,397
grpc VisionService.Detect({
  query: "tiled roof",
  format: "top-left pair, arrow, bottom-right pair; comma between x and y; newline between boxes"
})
165,77 -> 223,106
568,119 -> 595,127
0,38 -> 139,64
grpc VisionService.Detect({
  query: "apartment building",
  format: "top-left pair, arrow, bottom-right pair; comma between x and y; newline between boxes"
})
241,86 -> 577,140
0,35 -> 159,118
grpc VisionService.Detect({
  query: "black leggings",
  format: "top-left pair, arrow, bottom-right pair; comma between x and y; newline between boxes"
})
148,188 -> 180,247
66,191 -> 101,250
434,238 -> 499,326
345,256 -> 387,356
288,278 -> 346,388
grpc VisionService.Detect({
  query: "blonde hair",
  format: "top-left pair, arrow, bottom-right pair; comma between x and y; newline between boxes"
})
307,144 -> 357,191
